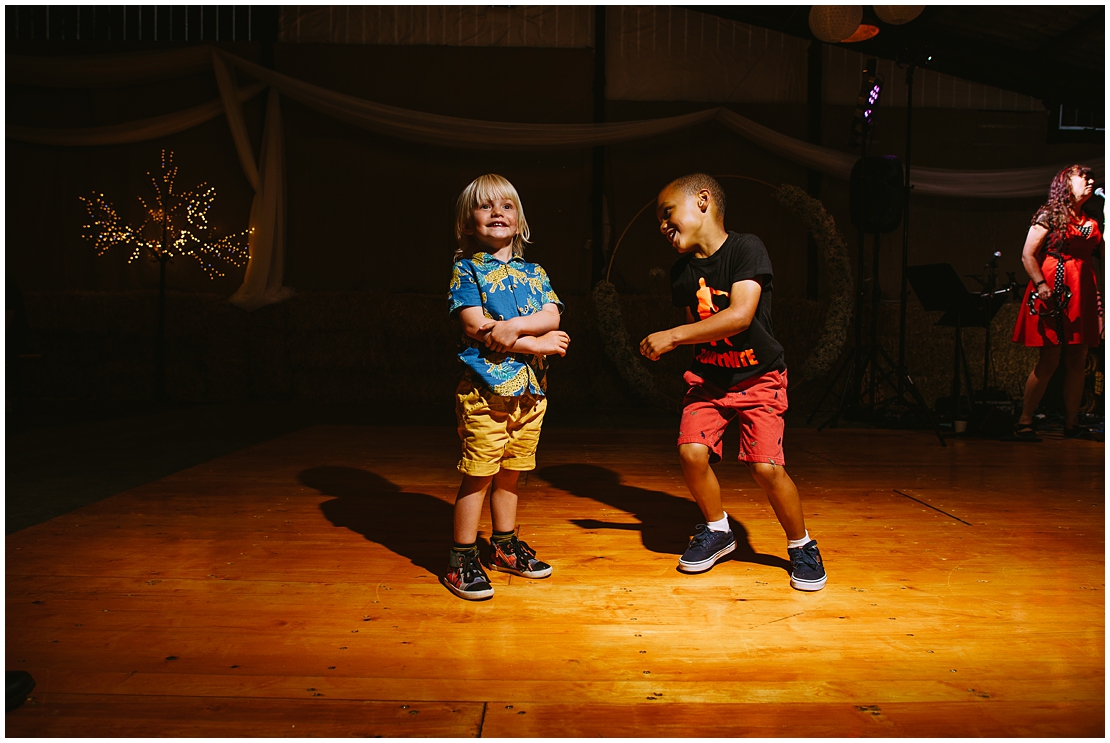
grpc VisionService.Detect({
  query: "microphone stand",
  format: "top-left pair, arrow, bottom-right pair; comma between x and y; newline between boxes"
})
964,250 -> 1020,432
982,252 -> 999,394
896,61 -> 916,393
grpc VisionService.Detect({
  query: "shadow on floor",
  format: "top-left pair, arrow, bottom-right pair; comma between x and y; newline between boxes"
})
307,466 -> 464,577
535,463 -> 790,574
5,400 -> 317,534
5,397 -> 869,536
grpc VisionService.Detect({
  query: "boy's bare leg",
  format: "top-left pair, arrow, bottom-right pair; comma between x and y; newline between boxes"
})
748,462 -> 806,541
487,466 -> 552,578
679,443 -> 726,522
752,461 -> 827,591
676,441 -> 737,574
489,468 -> 521,533
453,473 -> 494,544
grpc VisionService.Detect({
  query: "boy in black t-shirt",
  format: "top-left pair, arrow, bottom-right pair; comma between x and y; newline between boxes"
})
639,173 -> 826,591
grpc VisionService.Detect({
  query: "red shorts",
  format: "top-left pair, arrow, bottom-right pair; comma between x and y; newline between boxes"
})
677,369 -> 788,466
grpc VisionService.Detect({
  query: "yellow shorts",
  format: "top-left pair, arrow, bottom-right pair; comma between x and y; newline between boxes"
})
456,379 -> 547,477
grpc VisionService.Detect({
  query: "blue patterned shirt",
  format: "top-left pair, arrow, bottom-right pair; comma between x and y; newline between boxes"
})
448,252 -> 563,396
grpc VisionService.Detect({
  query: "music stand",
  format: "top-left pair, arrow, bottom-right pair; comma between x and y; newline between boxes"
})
907,263 -> 1005,433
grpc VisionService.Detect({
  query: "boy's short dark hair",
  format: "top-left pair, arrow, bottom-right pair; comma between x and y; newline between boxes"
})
669,173 -> 726,219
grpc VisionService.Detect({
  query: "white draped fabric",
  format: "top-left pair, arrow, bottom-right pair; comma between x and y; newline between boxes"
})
232,88 -> 294,312
218,51 -> 722,149
711,108 -> 1102,200
6,81 -> 266,147
7,45 -> 1101,310
212,52 -> 262,193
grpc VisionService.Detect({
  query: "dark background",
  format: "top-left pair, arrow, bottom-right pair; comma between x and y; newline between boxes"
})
5,5 -> 1104,417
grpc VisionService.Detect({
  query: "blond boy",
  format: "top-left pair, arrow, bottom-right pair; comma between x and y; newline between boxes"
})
445,174 -> 569,600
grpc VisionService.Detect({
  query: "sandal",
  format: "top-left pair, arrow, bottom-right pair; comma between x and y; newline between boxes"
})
1012,421 -> 1042,442
1063,425 -> 1090,440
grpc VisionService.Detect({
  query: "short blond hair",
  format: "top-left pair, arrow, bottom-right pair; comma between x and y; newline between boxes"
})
454,174 -> 532,261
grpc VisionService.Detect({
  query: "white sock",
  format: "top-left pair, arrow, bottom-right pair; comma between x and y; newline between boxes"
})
707,513 -> 730,532
787,531 -> 811,549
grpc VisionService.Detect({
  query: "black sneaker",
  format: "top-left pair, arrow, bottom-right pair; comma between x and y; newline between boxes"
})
678,525 -> 736,573
443,548 -> 494,600
490,535 -> 552,579
788,540 -> 827,591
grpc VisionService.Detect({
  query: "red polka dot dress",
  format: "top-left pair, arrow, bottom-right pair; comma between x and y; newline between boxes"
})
1012,214 -> 1102,347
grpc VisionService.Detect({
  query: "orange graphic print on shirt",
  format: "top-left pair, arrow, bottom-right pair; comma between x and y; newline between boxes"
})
695,346 -> 760,368
696,278 -> 733,347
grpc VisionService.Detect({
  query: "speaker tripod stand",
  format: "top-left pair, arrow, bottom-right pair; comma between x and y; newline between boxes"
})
808,228 -> 946,446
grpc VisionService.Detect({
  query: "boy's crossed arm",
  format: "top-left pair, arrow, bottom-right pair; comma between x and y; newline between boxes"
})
458,305 -> 569,357
640,279 -> 760,361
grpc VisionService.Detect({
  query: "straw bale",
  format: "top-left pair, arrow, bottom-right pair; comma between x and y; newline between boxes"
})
17,290 -> 1038,410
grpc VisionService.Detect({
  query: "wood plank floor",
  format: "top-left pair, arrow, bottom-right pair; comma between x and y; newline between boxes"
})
6,424 -> 1104,737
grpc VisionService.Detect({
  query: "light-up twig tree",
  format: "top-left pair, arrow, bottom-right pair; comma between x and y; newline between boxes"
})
80,149 -> 251,400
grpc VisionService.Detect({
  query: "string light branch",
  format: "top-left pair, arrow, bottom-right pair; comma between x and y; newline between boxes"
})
79,149 -> 250,280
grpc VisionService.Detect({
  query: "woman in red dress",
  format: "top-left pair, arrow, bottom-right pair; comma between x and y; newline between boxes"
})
1012,164 -> 1102,439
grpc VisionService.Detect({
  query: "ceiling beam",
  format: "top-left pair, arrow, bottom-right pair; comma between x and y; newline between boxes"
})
683,5 -> 1102,108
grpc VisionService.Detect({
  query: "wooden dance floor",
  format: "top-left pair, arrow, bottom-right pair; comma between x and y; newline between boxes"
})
6,423 -> 1104,736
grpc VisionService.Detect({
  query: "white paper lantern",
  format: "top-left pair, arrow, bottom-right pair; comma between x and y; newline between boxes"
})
873,6 -> 925,25
808,6 -> 864,43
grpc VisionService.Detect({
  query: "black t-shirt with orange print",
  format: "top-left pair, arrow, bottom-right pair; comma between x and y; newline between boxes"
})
670,231 -> 786,390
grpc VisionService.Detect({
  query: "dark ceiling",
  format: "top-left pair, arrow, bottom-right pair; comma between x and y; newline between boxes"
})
689,5 -> 1104,109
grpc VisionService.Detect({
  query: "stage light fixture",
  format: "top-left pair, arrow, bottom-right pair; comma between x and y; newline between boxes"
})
848,58 -> 883,148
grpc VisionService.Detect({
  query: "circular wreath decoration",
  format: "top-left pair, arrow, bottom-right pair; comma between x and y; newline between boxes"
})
592,178 -> 853,401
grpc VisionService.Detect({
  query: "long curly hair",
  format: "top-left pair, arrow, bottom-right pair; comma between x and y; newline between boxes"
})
1034,164 -> 1093,251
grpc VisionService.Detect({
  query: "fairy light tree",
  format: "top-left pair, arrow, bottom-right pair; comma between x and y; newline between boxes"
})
79,149 -> 251,400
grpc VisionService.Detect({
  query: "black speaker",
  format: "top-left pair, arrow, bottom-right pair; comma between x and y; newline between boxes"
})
850,155 -> 904,234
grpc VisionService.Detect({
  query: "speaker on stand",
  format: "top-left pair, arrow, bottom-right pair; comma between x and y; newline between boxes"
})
808,155 -> 945,445
850,155 -> 904,235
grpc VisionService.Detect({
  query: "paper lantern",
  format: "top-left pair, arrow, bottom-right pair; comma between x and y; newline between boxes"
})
808,6 -> 864,43
873,6 -> 925,25
841,24 -> 880,43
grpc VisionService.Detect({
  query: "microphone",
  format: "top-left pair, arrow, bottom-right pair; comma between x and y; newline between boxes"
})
1096,187 -> 1105,199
